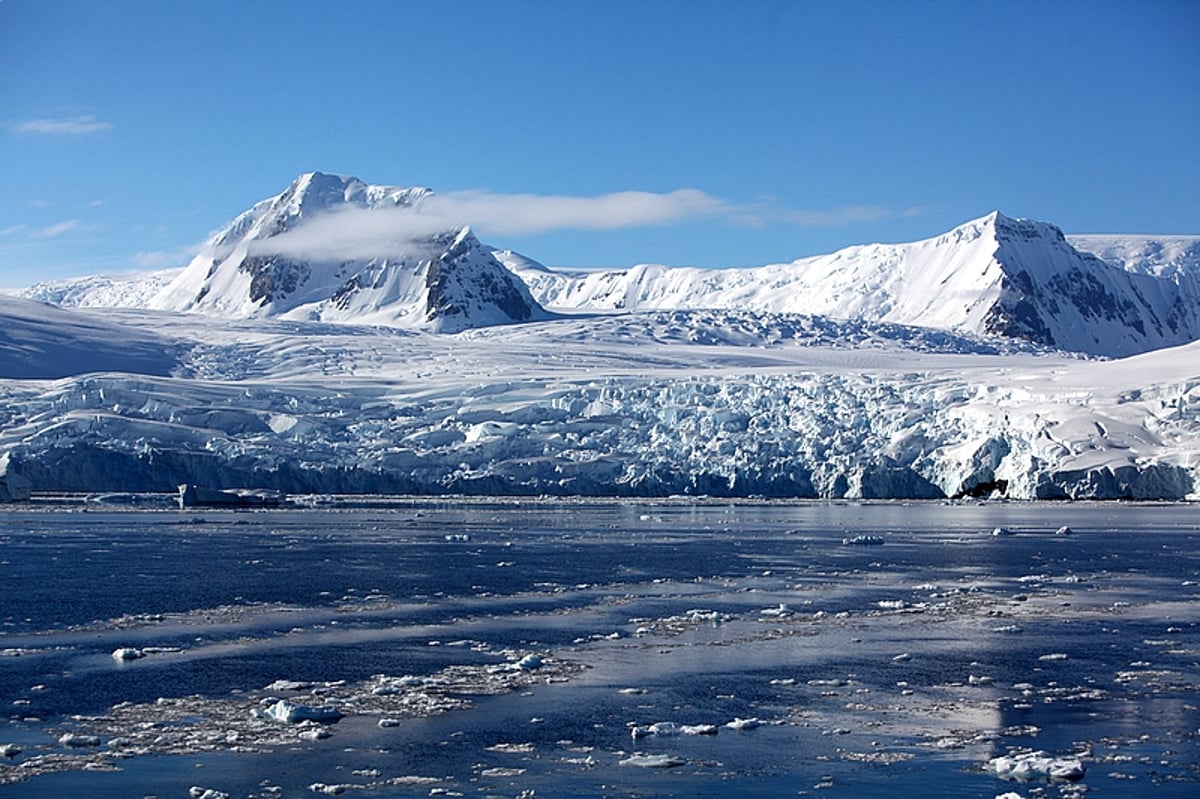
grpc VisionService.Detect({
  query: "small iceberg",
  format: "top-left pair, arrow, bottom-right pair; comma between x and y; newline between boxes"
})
256,699 -> 343,724
112,647 -> 145,662
619,753 -> 686,768
58,733 -> 102,747
986,750 -> 1086,781
724,717 -> 762,730
843,534 -> 885,546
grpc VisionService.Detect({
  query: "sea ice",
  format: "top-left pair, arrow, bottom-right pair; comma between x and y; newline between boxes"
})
111,647 -> 144,661
619,753 -> 687,768
256,699 -> 343,724
189,788 -> 231,799
843,535 -> 885,546
58,733 -> 102,747
724,717 -> 762,730
986,750 -> 1086,781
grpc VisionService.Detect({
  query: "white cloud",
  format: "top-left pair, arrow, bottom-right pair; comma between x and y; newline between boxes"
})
779,204 -> 932,227
32,219 -> 82,239
243,189 -> 928,262
0,225 -> 27,238
10,115 -> 113,136
132,245 -> 201,268
427,189 -> 730,235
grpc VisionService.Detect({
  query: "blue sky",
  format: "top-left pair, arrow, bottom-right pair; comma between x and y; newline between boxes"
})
1,0 -> 1197,286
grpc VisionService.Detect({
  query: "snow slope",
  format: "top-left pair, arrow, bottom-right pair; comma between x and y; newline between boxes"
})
0,306 -> 1195,500
0,296 -> 179,379
14,268 -> 183,309
1070,234 -> 1200,281
500,212 -> 1200,357
150,172 -> 544,332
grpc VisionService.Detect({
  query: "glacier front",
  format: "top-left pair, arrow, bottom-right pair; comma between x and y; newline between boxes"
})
0,308 -> 1195,500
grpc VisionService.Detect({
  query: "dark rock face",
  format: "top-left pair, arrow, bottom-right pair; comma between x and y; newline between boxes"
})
424,231 -> 536,328
240,256 -> 311,306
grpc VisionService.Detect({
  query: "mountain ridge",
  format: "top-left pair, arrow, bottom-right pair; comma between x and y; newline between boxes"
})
8,173 -> 1200,356
149,172 -> 543,332
503,209 -> 1199,356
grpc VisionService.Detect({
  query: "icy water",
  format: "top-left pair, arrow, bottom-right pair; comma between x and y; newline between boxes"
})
1,500 -> 1197,798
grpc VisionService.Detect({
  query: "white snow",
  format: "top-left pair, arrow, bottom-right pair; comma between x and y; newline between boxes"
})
500,212 -> 1200,357
147,173 -> 543,333
0,185 -> 1197,501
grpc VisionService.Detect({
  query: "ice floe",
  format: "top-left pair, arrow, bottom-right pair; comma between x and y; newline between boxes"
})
619,753 -> 687,768
255,699 -> 344,724
986,750 -> 1086,781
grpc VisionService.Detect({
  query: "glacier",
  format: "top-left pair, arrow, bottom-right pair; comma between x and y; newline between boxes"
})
0,307 -> 1195,500
1,173 -> 1197,500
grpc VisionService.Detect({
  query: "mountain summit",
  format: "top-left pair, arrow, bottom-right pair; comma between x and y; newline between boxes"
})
151,172 -> 543,332
504,210 -> 1199,356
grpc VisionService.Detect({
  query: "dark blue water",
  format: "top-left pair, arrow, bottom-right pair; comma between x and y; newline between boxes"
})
1,500 -> 1197,797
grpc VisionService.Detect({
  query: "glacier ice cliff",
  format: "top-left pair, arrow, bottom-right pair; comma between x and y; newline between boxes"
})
1,314 -> 1195,500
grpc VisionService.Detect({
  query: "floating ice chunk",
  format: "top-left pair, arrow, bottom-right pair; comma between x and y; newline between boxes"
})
681,724 -> 719,736
59,732 -> 102,747
0,743 -> 21,758
992,527 -> 1014,536
378,718 -> 402,728
111,647 -> 144,661
760,603 -> 792,617
257,699 -> 343,724
877,600 -> 907,610
619,753 -> 686,768
969,674 -> 995,686
1055,526 -> 1073,536
843,535 -> 885,546
264,679 -> 312,692
308,784 -> 350,795
631,721 -> 681,739
724,717 -> 762,730
189,789 -> 231,799
297,726 -> 332,741
995,793 -> 1025,799
517,654 -> 544,670
1038,653 -> 1069,662
892,653 -> 912,662
986,750 -> 1085,781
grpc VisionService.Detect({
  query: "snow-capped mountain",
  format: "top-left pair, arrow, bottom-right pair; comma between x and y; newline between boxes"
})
150,172 -> 544,332
500,212 -> 1200,357
2,177 -> 1197,501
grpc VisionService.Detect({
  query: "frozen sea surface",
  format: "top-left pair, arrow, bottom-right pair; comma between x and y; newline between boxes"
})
1,500 -> 1197,797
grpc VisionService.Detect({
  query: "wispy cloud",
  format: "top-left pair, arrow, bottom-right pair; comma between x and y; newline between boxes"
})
10,115 -> 113,136
779,204 -> 931,227
427,189 -> 728,235
242,189 -> 928,261
132,245 -> 201,268
0,225 -> 28,238
31,219 -> 82,239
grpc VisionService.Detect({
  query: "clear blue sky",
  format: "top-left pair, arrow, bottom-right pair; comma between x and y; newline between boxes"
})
1,0 -> 1197,286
